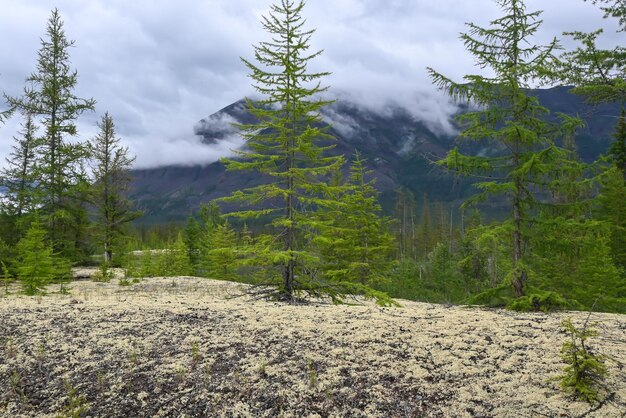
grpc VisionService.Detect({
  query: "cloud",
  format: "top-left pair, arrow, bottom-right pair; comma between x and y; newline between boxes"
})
0,0 -> 621,168
129,133 -> 244,169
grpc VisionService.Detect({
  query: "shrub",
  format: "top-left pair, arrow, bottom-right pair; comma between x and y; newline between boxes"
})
507,291 -> 570,312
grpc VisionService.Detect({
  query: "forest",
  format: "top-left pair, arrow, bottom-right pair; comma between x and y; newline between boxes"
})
0,0 -> 625,416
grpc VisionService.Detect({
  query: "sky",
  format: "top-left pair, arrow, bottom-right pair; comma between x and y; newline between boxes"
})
0,0 -> 622,169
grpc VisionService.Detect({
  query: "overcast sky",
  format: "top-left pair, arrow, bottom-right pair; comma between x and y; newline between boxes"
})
0,0 -> 622,168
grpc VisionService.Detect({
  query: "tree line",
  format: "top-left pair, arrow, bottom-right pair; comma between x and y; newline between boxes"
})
0,0 -> 624,313
0,10 -> 139,294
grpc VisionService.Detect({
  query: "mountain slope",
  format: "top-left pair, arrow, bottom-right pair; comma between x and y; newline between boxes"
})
131,87 -> 620,223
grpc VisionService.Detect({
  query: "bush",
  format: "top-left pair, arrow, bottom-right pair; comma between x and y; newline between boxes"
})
507,291 -> 570,312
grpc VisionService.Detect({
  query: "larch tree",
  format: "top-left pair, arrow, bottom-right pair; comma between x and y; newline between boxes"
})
315,153 -> 396,288
1,113 -> 39,221
5,8 -> 95,255
558,0 -> 626,277
220,0 -> 347,302
15,216 -> 69,295
201,220 -> 238,281
557,0 -> 625,104
427,0 -> 580,298
88,112 -> 140,266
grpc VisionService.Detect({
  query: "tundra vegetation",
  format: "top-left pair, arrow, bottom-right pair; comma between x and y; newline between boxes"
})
0,0 -> 625,414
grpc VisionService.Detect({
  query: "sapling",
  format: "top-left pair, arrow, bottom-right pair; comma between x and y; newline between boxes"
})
558,317 -> 608,403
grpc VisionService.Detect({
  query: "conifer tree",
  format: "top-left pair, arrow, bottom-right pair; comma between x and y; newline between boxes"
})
220,0 -> 346,302
139,250 -> 154,278
16,217 -> 60,295
5,8 -> 96,255
428,0 -> 580,297
316,153 -> 395,287
88,113 -> 140,265
557,29 -> 625,105
557,0 -> 625,104
183,215 -> 202,273
1,113 -> 39,221
168,233 -> 193,277
202,221 -> 238,281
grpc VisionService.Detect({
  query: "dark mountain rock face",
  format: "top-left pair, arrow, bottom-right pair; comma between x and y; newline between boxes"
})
130,87 -> 620,223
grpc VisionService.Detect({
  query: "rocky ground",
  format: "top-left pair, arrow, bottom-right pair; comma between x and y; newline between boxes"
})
1,272 -> 625,417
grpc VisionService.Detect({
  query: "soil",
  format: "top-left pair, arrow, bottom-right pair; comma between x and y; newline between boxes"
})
1,271 -> 625,417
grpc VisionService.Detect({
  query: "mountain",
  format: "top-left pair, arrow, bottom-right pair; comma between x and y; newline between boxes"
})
130,87 -> 620,223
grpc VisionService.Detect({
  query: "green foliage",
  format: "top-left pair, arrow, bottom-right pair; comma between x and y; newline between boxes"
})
15,218 -> 64,295
428,0 -> 580,298
0,113 -> 39,219
529,217 -> 623,312
148,233 -> 193,277
423,243 -> 466,303
221,0 -> 342,300
558,29 -> 626,105
507,291 -> 570,312
139,250 -> 154,278
558,318 -> 608,404
597,118 -> 626,272
88,113 -> 141,266
315,153 -> 396,288
57,379 -> 89,418
168,233 -> 193,277
201,221 -> 238,281
219,0 -> 392,305
4,9 -> 96,260
93,261 -> 114,283
183,215 -> 202,273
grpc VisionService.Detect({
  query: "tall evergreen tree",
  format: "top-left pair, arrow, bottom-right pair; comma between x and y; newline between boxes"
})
428,0 -> 580,297
1,113 -> 39,220
5,8 -> 96,255
88,113 -> 140,265
220,0 -> 346,302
